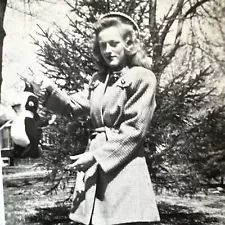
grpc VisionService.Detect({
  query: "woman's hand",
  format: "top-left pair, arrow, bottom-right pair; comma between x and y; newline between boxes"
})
28,75 -> 57,93
66,152 -> 96,172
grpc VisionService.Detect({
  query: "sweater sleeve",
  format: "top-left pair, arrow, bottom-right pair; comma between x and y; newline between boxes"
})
43,82 -> 92,118
92,68 -> 157,173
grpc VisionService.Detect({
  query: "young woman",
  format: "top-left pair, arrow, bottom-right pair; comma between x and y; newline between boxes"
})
33,12 -> 160,225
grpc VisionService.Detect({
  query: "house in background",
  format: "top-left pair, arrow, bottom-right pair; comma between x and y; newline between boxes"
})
0,122 -> 14,166
0,104 -> 16,166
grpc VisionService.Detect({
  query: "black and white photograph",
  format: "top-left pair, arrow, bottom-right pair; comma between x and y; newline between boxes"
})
0,0 -> 225,224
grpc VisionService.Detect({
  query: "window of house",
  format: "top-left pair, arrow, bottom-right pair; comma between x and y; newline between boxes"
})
1,127 -> 12,149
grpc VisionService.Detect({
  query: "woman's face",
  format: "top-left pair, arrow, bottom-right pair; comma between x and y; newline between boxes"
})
98,26 -> 127,71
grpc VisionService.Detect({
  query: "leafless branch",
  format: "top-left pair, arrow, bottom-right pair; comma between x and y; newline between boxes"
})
183,0 -> 211,19
149,0 -> 158,43
159,0 -> 184,46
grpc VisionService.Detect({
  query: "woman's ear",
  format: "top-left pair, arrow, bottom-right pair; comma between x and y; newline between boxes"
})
125,36 -> 134,52
125,36 -> 137,54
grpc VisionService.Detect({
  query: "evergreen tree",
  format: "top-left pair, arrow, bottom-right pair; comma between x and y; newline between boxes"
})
34,0 -> 225,195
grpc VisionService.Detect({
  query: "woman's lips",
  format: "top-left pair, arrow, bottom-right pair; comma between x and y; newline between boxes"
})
107,55 -> 116,61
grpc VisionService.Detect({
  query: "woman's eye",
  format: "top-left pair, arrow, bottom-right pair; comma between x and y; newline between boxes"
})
100,43 -> 106,49
99,41 -> 119,50
110,41 -> 119,47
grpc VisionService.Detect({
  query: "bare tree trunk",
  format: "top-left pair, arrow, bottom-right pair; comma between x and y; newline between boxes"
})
0,0 -> 7,103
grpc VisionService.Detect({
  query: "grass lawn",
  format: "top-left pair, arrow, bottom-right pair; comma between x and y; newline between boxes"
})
2,164 -> 225,225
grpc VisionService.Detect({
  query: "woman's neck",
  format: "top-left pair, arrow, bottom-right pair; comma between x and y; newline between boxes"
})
110,66 -> 129,74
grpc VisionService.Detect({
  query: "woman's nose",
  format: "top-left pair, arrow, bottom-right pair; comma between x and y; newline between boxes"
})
105,43 -> 112,53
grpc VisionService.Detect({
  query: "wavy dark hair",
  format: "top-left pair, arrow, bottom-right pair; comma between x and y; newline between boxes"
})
93,15 -> 152,71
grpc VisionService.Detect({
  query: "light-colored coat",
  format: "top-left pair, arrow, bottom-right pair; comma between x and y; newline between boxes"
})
45,66 -> 160,225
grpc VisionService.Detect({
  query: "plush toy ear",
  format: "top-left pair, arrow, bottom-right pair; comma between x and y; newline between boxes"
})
25,95 -> 39,114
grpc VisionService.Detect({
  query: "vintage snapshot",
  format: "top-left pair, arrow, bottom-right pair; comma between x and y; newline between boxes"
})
0,1 -> 225,225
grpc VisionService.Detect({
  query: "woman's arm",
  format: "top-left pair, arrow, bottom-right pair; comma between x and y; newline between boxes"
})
31,75 -> 91,118
43,87 -> 90,118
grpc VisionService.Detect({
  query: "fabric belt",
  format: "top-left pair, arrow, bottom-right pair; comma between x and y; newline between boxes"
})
90,127 -> 106,140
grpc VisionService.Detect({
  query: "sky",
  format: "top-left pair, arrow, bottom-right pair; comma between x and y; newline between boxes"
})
2,1 -> 74,104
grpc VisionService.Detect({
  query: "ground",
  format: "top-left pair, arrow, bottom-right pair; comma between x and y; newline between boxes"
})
2,162 -> 225,225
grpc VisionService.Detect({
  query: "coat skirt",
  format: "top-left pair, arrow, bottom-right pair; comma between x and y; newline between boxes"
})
45,66 -> 160,225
